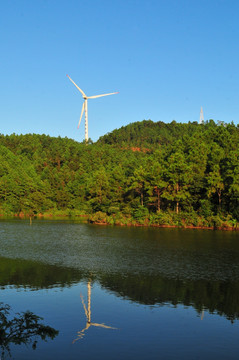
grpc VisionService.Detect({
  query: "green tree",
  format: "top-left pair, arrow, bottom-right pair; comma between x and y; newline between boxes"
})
207,165 -> 224,207
163,151 -> 191,213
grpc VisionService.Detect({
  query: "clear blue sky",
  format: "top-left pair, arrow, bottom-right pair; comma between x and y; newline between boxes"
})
1,0 -> 238,142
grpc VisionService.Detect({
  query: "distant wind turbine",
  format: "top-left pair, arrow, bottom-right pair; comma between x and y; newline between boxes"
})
67,75 -> 119,142
199,106 -> 204,124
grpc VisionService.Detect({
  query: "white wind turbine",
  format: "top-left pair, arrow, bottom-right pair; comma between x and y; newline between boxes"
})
67,75 -> 119,142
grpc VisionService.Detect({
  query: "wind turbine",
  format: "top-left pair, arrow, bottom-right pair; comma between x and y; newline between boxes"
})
199,106 -> 204,124
73,279 -> 117,343
67,75 -> 119,142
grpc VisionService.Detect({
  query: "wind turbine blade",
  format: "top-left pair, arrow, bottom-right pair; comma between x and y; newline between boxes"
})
66,74 -> 87,98
87,92 -> 119,99
80,294 -> 88,318
91,323 -> 117,329
77,102 -> 85,129
72,326 -> 88,343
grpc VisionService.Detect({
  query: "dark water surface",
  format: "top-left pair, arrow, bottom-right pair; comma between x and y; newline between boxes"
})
0,219 -> 239,359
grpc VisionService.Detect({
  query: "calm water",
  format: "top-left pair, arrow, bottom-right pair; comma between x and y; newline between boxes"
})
0,219 -> 239,359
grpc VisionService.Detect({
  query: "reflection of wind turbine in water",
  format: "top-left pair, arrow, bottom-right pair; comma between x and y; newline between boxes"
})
73,280 -> 117,343
67,75 -> 119,142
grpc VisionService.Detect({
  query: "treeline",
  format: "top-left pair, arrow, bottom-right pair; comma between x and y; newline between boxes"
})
0,120 -> 238,228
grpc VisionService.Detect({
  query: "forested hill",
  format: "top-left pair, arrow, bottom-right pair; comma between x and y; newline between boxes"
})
0,120 -> 238,228
98,119 -> 184,148
98,119 -> 238,150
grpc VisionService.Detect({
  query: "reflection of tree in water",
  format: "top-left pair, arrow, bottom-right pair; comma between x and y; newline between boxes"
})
99,273 -> 239,322
73,279 -> 117,343
0,303 -> 58,359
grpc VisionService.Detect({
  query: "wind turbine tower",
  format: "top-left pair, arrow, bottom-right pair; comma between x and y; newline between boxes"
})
73,279 -> 117,342
199,107 -> 204,124
67,75 -> 119,142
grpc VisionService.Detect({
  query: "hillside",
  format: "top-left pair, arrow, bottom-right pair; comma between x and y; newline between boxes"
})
0,120 -> 238,228
97,119 -> 239,149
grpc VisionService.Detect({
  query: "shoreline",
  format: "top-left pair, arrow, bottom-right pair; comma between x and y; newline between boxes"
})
0,212 -> 238,231
89,221 -> 238,231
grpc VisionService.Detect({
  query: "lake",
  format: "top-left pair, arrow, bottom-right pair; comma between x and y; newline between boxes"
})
0,219 -> 239,359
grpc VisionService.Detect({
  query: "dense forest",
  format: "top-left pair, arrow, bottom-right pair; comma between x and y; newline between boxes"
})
0,119 -> 238,229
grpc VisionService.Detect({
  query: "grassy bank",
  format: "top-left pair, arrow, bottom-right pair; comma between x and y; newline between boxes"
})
88,211 -> 239,230
0,209 -> 238,231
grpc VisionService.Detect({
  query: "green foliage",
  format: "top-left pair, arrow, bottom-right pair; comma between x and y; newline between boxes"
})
132,205 -> 149,224
0,119 -> 238,228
